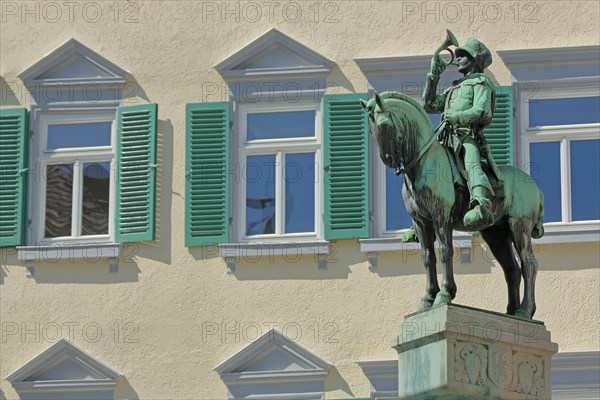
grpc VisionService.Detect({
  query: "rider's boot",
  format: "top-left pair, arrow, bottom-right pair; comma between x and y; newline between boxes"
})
463,185 -> 494,230
402,226 -> 419,243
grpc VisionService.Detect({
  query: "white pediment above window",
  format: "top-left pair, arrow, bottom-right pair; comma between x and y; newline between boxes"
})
5,339 -> 121,399
215,28 -> 333,79
497,45 -> 600,83
18,38 -> 128,87
215,329 -> 331,399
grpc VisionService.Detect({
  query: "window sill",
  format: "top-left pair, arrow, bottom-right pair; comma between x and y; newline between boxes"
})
359,234 -> 473,269
219,241 -> 330,272
17,243 -> 120,262
359,233 -> 473,252
533,225 -> 600,245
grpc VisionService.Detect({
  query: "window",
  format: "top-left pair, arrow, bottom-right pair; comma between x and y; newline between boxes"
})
521,91 -> 600,225
33,113 -> 116,243
0,39 -> 158,259
236,104 -> 321,241
187,28 -> 364,259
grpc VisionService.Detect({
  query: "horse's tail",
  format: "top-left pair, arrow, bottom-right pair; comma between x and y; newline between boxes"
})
532,189 -> 544,239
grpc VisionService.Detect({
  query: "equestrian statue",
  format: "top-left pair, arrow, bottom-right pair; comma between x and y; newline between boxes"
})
360,30 -> 544,319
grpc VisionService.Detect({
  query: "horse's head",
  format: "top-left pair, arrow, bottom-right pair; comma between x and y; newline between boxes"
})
360,92 -> 404,169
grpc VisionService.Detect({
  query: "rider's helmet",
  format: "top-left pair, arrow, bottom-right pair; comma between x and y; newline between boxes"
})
455,37 -> 492,71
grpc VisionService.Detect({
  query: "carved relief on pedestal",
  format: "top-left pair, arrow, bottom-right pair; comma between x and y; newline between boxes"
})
511,352 -> 545,396
454,342 -> 545,397
488,344 -> 513,390
454,342 -> 488,386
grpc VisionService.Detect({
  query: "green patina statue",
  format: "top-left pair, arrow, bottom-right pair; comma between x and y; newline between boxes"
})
426,36 -> 500,230
403,31 -> 501,243
359,31 -> 545,319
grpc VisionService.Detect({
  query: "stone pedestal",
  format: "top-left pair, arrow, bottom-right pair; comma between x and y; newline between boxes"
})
394,304 -> 558,399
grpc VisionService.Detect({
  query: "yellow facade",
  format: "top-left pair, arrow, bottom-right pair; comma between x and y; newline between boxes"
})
1,1 -> 599,398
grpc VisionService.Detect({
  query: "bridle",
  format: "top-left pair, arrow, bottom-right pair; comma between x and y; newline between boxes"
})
375,102 -> 441,176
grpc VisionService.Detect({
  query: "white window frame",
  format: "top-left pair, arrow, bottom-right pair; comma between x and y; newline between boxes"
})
31,109 -> 117,245
519,85 -> 600,230
233,102 -> 323,243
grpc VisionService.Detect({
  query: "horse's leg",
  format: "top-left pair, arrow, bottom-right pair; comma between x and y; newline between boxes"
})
510,219 -> 538,319
433,218 -> 456,305
480,225 -> 521,315
415,222 -> 439,310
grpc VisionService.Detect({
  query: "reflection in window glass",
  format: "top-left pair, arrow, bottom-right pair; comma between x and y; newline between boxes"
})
285,153 -> 315,233
529,97 -> 600,127
45,164 -> 74,237
386,168 -> 413,231
530,142 -> 561,222
246,155 -> 276,235
82,162 -> 111,235
47,122 -> 112,150
571,139 -> 600,221
247,111 -> 315,140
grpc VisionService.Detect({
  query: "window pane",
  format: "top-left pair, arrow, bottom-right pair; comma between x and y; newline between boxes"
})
571,139 -> 600,221
429,113 -> 442,127
47,122 -> 112,150
45,164 -> 74,237
386,168 -> 413,231
247,111 -> 315,140
529,97 -> 600,127
246,155 -> 276,235
285,153 -> 315,233
530,142 -> 562,222
82,162 -> 111,235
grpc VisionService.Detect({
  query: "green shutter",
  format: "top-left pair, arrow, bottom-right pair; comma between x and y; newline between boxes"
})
0,108 -> 29,247
323,93 -> 369,240
484,86 -> 514,166
185,102 -> 230,246
116,103 -> 157,243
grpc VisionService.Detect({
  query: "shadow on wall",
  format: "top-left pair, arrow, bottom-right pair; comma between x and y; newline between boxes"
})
132,118 -> 174,266
0,75 -> 24,106
114,376 -> 140,400
325,366 -> 355,398
124,75 -> 151,104
22,257 -> 141,284
327,64 -> 356,94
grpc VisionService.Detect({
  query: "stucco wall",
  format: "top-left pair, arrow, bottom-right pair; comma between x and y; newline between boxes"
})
1,1 -> 599,398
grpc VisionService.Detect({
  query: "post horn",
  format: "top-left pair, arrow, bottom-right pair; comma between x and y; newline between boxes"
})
434,29 -> 460,66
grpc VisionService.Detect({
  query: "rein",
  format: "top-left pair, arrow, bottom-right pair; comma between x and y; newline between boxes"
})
387,107 -> 444,176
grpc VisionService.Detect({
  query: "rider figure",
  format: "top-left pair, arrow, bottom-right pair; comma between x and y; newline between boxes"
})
403,37 -> 498,242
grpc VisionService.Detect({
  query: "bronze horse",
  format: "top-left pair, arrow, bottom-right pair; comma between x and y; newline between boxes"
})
361,91 -> 544,319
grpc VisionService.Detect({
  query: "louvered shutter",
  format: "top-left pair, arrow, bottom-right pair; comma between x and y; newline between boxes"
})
323,93 -> 369,240
0,108 -> 29,247
185,102 -> 230,246
116,103 -> 157,243
484,86 -> 514,165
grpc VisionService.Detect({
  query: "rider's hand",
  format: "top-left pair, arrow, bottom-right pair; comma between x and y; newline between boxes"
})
443,109 -> 460,125
430,55 -> 446,76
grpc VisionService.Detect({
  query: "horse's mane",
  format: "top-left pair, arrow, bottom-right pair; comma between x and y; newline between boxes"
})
379,91 -> 431,125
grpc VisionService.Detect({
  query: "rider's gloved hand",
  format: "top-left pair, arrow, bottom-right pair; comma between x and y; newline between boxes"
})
430,54 -> 446,76
443,109 -> 460,125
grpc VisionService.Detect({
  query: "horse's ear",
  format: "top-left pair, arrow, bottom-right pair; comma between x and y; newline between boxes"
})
375,92 -> 385,111
359,99 -> 368,112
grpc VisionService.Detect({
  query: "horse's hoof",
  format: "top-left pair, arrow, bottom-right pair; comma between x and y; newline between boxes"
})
433,290 -> 452,306
514,309 -> 532,320
402,228 -> 419,243
418,298 -> 433,310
